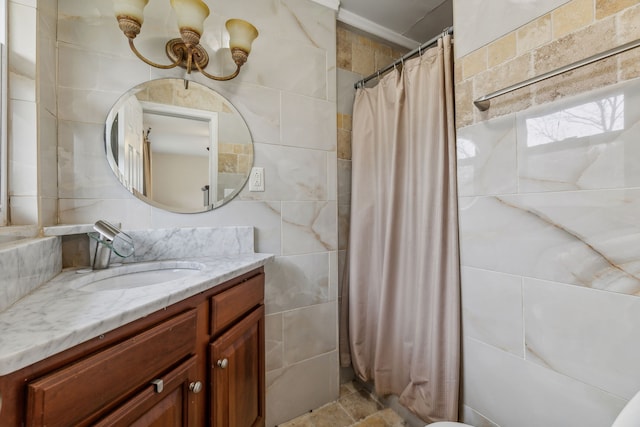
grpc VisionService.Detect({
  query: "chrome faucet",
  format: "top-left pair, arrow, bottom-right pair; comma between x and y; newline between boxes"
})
89,220 -> 134,269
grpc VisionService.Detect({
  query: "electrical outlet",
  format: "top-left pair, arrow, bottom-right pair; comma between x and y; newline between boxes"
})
249,167 -> 265,192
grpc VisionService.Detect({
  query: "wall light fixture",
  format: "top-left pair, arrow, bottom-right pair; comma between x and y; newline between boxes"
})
114,0 -> 258,87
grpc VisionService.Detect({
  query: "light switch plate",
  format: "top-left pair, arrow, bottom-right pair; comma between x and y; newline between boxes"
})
249,167 -> 265,192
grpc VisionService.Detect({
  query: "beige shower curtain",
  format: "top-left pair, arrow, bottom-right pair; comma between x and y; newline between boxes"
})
347,35 -> 460,423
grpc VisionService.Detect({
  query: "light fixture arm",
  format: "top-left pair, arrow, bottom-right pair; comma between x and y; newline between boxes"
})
128,38 -> 184,70
192,57 -> 241,81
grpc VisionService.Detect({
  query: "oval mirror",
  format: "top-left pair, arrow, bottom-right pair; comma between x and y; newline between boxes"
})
104,78 -> 253,213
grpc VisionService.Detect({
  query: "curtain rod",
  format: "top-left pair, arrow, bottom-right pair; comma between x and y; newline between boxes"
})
354,26 -> 454,89
474,37 -> 640,111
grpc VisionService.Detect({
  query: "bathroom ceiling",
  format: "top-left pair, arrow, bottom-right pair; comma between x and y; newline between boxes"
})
337,0 -> 453,49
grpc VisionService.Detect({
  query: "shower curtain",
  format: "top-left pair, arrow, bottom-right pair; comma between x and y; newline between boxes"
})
346,34 -> 460,422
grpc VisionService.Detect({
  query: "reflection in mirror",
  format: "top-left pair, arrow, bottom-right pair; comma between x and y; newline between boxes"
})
105,79 -> 253,213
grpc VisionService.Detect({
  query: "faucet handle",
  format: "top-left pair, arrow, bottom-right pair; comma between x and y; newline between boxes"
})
93,220 -> 121,240
93,220 -> 134,258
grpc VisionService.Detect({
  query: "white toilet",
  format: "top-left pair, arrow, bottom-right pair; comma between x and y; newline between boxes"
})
426,390 -> 640,427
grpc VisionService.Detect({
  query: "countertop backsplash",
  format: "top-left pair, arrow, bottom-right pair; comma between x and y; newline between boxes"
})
120,226 -> 255,263
0,237 -> 62,312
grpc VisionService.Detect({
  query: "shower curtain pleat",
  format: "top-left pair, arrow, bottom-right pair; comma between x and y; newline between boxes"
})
347,35 -> 460,423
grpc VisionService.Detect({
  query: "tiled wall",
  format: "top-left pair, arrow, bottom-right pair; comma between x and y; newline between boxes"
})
0,237 -> 61,312
454,1 -> 640,426
7,0 -> 57,226
455,0 -> 640,128
453,0 -> 570,58
53,1 -> 337,425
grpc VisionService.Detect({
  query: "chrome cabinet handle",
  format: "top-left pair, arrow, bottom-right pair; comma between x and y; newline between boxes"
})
151,379 -> 164,393
189,381 -> 203,393
217,358 -> 229,369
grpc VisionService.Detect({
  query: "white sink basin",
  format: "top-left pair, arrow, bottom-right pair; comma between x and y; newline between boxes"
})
70,261 -> 205,292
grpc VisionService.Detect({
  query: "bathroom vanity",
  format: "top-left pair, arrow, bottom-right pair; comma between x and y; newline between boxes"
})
0,227 -> 272,427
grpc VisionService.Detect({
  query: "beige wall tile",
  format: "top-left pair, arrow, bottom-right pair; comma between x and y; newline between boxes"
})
475,53 -> 532,96
392,48 -> 407,60
620,47 -> 640,81
596,0 -> 639,19
374,51 -> 393,72
337,129 -> 351,160
336,26 -> 352,45
476,85 -> 533,123
352,43 -> 375,76
454,57 -> 464,84
532,55 -> 617,104
356,35 -> 373,49
454,79 -> 474,128
471,53 -> 533,123
552,0 -> 595,38
618,3 -> 640,43
372,41 -> 392,57
462,46 -> 488,80
533,16 -> 615,75
488,33 -> 517,68
337,38 -> 352,71
342,113 -> 352,131
517,14 -> 552,54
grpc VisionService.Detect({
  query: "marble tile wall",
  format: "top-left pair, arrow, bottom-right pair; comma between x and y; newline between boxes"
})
120,226 -> 255,263
8,0 -> 37,225
8,0 -> 58,226
457,68 -> 640,427
455,2 -> 640,425
50,1 -> 337,425
0,237 -> 61,312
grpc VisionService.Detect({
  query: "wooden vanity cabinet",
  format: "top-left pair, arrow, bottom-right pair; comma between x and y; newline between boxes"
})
0,267 -> 266,427
209,273 -> 265,427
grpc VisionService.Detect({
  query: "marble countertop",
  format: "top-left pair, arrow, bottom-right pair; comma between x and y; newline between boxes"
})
0,253 -> 273,376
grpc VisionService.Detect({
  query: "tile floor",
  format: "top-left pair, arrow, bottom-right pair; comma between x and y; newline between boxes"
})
279,382 -> 408,427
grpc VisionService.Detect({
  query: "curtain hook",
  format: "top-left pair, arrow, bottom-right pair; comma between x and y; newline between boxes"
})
377,70 -> 380,80
418,45 -> 422,56
401,56 -> 404,68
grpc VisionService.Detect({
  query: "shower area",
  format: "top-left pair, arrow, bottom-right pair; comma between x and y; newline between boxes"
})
336,24 -> 460,424
337,0 -> 640,426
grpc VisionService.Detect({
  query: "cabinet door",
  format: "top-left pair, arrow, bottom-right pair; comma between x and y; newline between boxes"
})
210,305 -> 265,427
95,356 -> 200,427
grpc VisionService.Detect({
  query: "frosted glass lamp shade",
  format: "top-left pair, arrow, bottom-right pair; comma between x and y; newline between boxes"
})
114,0 -> 149,24
226,19 -> 259,53
170,0 -> 210,36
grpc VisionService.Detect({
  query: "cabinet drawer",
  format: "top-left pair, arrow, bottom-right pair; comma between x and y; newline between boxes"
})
211,273 -> 264,335
26,309 -> 197,427
94,356 -> 197,427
